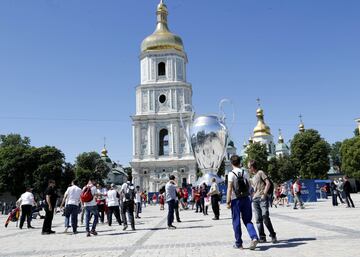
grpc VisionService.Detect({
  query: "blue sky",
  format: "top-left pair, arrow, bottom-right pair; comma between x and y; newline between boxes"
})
0,0 -> 359,165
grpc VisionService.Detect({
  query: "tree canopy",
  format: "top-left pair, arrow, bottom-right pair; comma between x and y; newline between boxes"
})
74,152 -> 110,187
245,142 -> 268,171
0,134 -> 65,198
267,156 -> 298,184
290,129 -> 330,179
340,136 -> 360,179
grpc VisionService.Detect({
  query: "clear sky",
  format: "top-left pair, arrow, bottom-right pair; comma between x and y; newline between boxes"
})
0,0 -> 359,165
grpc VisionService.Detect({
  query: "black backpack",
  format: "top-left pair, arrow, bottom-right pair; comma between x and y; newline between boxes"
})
124,184 -> 135,201
232,170 -> 250,198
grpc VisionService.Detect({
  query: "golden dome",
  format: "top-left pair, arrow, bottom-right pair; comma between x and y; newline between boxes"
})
253,108 -> 271,137
141,0 -> 184,53
299,123 -> 305,133
101,148 -> 108,157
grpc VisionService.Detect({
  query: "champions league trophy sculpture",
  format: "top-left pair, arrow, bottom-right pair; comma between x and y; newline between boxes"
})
181,99 -> 233,186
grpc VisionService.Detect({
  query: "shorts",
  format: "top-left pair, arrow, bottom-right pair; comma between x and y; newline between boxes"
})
280,194 -> 287,198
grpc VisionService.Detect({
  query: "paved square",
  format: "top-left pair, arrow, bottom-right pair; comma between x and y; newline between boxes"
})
1,195 -> 359,257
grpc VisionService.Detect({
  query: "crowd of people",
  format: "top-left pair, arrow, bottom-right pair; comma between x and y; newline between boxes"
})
2,157 -> 357,252
7,175 -> 147,236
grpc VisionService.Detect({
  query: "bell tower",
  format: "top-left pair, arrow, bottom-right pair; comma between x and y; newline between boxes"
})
130,0 -> 196,192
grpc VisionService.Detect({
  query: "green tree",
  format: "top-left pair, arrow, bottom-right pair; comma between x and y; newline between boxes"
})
0,134 -> 31,147
340,136 -> 360,179
245,142 -> 268,171
0,134 -> 34,197
291,129 -> 331,179
74,152 -> 109,187
60,163 -> 75,193
31,146 -> 65,196
268,156 -> 298,184
330,141 -> 342,171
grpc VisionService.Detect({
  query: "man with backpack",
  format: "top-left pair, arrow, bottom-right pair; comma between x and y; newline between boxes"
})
248,160 -> 277,244
81,179 -> 99,237
226,155 -> 259,250
120,176 -> 136,231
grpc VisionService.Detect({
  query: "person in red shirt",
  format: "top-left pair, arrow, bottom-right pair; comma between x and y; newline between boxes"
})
194,188 -> 202,213
159,193 -> 165,210
183,187 -> 189,209
152,194 -> 157,205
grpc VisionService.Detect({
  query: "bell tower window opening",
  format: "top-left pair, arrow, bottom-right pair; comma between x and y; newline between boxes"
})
159,129 -> 169,156
158,62 -> 166,76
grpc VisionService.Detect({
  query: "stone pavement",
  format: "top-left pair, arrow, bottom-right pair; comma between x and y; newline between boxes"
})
1,194 -> 360,257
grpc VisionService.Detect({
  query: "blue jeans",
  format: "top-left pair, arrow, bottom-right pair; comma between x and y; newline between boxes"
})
253,198 -> 276,240
85,205 -> 99,232
167,199 -> 175,226
65,204 -> 79,232
231,197 -> 258,247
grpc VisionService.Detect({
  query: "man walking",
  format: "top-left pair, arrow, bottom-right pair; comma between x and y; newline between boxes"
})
248,160 -> 277,243
343,176 -> 355,208
135,186 -> 141,219
208,178 -> 220,220
166,175 -> 177,229
292,178 -> 304,209
107,184 -> 122,226
42,180 -> 58,235
60,180 -> 81,234
227,155 -> 259,250
82,179 -> 99,237
121,176 -> 136,231
17,187 -> 36,229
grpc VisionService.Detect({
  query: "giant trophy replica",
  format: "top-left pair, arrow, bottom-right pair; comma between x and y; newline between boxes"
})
181,99 -> 233,186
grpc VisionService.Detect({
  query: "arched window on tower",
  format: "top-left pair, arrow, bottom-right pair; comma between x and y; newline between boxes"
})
159,129 -> 169,156
158,62 -> 166,76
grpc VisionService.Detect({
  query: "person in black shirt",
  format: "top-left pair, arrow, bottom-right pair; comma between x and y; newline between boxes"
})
343,176 -> 355,208
42,180 -> 58,234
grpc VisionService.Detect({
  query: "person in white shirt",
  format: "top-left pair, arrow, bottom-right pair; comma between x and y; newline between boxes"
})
226,155 -> 259,250
82,179 -> 99,237
107,184 -> 122,226
120,176 -> 136,231
60,180 -> 81,234
208,178 -> 221,220
165,175 -> 177,229
135,186 -> 142,219
17,187 -> 36,229
96,184 -> 107,224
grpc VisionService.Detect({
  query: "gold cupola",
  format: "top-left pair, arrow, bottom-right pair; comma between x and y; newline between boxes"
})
298,114 -> 305,133
101,147 -> 108,157
141,0 -> 184,53
253,107 -> 271,137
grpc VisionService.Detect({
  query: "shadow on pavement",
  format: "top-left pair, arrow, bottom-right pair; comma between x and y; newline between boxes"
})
258,237 -> 317,251
180,219 -> 204,223
98,231 -> 136,236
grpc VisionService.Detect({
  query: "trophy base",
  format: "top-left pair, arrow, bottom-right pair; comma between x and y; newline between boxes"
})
194,171 -> 224,187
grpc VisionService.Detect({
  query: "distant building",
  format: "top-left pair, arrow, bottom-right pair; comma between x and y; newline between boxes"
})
130,1 -> 197,192
100,147 -> 128,186
275,129 -> 290,157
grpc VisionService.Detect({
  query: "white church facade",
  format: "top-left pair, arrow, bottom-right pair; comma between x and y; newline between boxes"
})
130,1 -> 196,192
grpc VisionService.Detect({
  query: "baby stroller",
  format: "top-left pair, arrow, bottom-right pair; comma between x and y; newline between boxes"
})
4,207 -> 20,228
